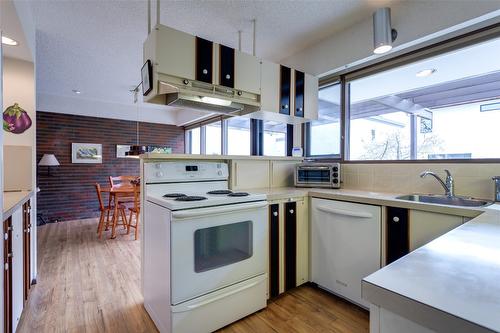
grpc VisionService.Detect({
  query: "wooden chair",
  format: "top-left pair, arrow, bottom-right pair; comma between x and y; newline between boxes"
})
95,183 -> 128,239
109,176 -> 137,205
127,186 -> 140,240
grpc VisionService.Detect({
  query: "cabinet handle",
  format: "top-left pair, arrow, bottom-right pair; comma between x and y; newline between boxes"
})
202,69 -> 208,75
4,263 -> 8,271
273,211 -> 278,217
289,209 -> 294,214
393,216 -> 400,223
282,104 -> 289,109
225,74 -> 231,79
4,233 -> 8,240
296,107 -> 303,112
7,253 -> 13,258
7,226 -> 13,231
183,79 -> 189,85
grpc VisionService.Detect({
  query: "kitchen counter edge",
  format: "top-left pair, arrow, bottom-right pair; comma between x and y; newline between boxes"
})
3,190 -> 34,220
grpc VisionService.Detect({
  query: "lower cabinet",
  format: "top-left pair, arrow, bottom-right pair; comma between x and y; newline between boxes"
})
409,210 -> 464,251
268,198 -> 308,298
3,199 -> 32,333
386,208 -> 466,264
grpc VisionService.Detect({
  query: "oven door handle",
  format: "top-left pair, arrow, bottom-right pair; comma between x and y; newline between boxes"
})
171,201 -> 268,220
171,275 -> 267,313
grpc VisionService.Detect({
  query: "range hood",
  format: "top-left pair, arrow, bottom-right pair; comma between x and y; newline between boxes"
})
150,74 -> 260,116
142,25 -> 261,116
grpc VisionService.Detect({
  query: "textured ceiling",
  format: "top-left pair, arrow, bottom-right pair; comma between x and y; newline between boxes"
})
31,0 -> 395,112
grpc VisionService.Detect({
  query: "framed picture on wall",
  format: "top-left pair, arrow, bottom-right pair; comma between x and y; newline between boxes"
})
71,143 -> 102,164
116,145 -> 131,158
141,60 -> 153,96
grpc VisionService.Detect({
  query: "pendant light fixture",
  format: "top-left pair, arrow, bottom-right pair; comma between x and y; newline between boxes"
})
126,87 -> 147,157
373,7 -> 397,54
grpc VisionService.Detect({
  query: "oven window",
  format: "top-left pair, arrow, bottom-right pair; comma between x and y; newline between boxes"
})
194,221 -> 253,273
298,169 -> 330,183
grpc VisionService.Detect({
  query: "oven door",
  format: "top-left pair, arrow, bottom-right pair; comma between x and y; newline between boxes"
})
170,201 -> 268,305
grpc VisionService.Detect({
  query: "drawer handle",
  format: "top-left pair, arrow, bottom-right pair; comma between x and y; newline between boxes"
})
273,211 -> 278,217
289,209 -> 294,214
393,216 -> 400,223
225,74 -> 231,79
202,69 -> 208,75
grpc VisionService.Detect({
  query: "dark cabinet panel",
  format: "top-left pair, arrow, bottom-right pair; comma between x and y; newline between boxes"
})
386,207 -> 409,264
4,217 -> 13,333
269,204 -> 280,298
280,66 -> 291,115
23,202 -> 31,302
219,45 -> 234,88
284,202 -> 297,291
196,37 -> 213,84
294,70 -> 305,117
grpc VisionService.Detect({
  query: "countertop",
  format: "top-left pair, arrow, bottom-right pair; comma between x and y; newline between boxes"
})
140,153 -> 304,161
248,186 -> 499,332
3,190 -> 33,219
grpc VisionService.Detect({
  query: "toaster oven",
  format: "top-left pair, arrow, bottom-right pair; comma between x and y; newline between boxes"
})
294,163 -> 341,188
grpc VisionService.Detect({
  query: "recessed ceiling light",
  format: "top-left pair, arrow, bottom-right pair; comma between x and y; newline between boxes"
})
1,36 -> 19,46
72,89 -> 81,94
416,69 -> 437,77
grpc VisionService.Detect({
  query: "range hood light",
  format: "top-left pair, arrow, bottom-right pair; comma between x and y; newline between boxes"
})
2,36 -> 19,46
201,96 -> 232,107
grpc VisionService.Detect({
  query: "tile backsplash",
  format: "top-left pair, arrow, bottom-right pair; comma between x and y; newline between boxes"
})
341,163 -> 500,200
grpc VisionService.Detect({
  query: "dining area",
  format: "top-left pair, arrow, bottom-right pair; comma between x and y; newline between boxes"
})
94,175 -> 141,240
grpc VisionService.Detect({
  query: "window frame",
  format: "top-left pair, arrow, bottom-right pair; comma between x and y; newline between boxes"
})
185,116 -> 293,156
307,23 -> 500,164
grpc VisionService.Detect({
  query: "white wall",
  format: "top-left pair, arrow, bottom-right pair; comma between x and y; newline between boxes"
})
3,57 -> 35,146
282,1 -> 500,76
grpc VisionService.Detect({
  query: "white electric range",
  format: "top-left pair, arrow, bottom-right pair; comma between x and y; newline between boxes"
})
143,161 -> 268,333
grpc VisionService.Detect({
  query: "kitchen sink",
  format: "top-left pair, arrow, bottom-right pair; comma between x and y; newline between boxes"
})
395,194 -> 493,207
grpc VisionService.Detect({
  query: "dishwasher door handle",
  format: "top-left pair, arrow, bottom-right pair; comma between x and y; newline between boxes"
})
317,206 -> 373,219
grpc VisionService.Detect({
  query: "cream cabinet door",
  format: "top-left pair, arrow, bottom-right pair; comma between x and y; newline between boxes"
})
151,25 -> 196,80
260,60 -> 280,113
409,210 -> 464,251
11,208 -> 24,331
231,160 -> 270,190
304,73 -> 318,120
234,51 -> 261,94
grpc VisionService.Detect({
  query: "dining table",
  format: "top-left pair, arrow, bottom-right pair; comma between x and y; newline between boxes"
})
100,183 -> 140,239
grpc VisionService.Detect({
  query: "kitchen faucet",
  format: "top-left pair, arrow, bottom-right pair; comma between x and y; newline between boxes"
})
420,169 -> 455,197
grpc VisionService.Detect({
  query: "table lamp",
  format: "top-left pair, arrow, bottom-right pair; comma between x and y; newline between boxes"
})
38,154 -> 60,176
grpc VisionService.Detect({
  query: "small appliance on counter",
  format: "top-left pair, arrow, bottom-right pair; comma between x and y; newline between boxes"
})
294,162 -> 341,188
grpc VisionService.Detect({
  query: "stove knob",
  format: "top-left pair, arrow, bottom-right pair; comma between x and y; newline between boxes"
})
333,166 -> 339,172
333,179 -> 339,184
156,171 -> 164,178
333,172 -> 338,177
217,171 -> 223,176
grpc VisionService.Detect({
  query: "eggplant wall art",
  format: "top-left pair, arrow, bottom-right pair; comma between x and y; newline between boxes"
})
3,103 -> 32,134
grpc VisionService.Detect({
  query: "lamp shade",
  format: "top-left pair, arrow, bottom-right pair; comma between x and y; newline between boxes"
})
38,154 -> 60,166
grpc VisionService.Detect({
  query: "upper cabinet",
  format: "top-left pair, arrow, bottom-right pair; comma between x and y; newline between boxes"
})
143,24 -> 318,122
234,50 -> 261,95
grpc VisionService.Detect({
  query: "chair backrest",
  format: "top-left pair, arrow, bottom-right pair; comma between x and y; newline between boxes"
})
109,175 -> 138,187
95,183 -> 105,211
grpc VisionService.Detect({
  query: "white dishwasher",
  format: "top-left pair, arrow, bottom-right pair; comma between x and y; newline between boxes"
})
311,198 -> 381,308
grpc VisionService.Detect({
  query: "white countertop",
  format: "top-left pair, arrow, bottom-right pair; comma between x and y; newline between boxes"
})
140,153 -> 304,161
3,190 -> 33,219
247,186 -> 500,332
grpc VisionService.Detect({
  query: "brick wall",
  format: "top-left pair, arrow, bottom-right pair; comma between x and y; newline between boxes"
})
36,111 -> 184,222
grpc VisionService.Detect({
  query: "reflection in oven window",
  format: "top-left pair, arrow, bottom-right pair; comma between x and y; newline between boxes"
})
194,221 -> 253,273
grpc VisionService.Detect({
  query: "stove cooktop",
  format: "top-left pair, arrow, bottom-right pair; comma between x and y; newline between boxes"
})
147,189 -> 266,211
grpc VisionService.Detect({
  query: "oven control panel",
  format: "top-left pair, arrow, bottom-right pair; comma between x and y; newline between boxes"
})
145,161 -> 229,183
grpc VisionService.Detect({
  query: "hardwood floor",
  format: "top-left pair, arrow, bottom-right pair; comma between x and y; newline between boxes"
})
17,219 -> 368,333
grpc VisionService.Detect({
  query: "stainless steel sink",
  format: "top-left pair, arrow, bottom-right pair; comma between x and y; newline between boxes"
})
395,194 -> 493,207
